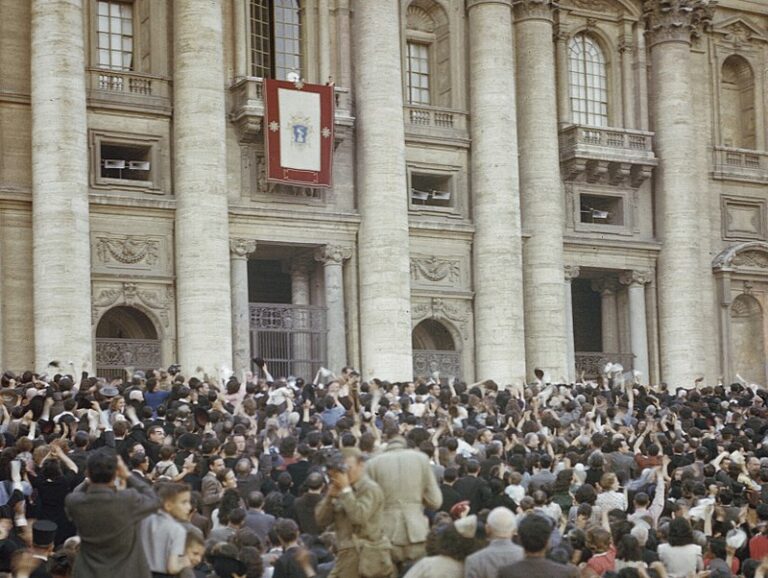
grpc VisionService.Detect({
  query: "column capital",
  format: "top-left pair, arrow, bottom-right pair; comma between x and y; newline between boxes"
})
229,238 -> 257,259
554,23 -> 569,43
591,277 -> 620,295
619,269 -> 653,287
314,244 -> 352,266
642,0 -> 716,48
467,0 -> 513,11
513,0 -> 559,23
564,265 -> 580,281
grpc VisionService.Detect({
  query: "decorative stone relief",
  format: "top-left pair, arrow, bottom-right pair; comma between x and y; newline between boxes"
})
229,238 -> 257,259
564,265 -> 581,281
723,198 -> 766,241
95,236 -> 160,268
412,297 -> 471,340
570,0 -> 611,10
92,282 -> 173,328
732,251 -> 768,270
643,0 -> 716,46
410,256 -> 461,284
619,270 -> 653,287
314,244 -> 352,265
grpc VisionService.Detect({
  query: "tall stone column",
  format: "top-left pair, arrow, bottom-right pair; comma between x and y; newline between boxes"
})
233,0 -> 248,79
318,0 -> 331,83
352,0 -> 413,380
230,239 -> 256,378
335,0 -> 352,89
564,266 -> 580,383
174,0 -> 233,375
31,0 -> 93,370
315,245 -> 351,373
290,256 -> 312,379
467,0 -> 526,385
620,270 -> 651,383
515,0 -> 567,379
592,278 -> 620,354
645,1 -> 715,387
554,24 -> 571,127
619,31 -> 636,129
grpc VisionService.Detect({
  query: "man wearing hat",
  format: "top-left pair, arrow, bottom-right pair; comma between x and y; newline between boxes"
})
316,447 -> 394,578
28,520 -> 57,578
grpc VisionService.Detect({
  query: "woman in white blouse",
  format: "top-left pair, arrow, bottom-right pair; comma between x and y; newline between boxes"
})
658,518 -> 704,578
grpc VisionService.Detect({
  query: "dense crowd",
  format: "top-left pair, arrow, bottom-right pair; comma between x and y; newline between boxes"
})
1,360 -> 768,578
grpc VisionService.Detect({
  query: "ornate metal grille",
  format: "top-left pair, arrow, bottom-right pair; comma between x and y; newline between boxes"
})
95,338 -> 161,380
249,303 -> 327,380
413,350 -> 462,382
575,352 -> 635,380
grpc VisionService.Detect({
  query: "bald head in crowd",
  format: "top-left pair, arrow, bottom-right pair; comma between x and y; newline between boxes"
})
486,507 -> 517,540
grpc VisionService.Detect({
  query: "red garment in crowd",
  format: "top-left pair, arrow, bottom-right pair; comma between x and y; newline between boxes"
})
586,547 -> 616,577
750,534 -> 768,561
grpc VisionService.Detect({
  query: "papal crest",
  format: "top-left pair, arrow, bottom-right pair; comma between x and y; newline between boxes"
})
288,114 -> 312,147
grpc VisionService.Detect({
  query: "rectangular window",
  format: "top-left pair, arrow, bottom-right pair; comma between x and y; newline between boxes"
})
579,194 -> 623,226
97,1 -> 134,71
410,172 -> 452,209
249,0 -> 303,81
100,143 -> 152,182
407,42 -> 431,105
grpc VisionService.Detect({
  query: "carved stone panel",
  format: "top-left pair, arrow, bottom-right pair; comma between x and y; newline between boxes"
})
411,296 -> 471,340
92,281 -> 174,330
723,197 -> 767,241
409,255 -> 466,289
92,234 -> 170,276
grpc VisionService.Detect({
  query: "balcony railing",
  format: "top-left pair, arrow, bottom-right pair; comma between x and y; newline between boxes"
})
86,68 -> 171,113
95,338 -> 162,380
575,352 -> 635,380
713,146 -> 768,184
559,124 -> 657,187
229,77 -> 353,142
404,104 -> 469,142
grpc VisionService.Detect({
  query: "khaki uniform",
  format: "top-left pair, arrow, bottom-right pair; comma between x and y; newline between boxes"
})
315,474 -> 393,578
366,438 -> 443,564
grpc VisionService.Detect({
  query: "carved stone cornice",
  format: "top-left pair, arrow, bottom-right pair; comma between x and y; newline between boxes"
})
513,0 -> 559,23
564,265 -> 581,281
314,244 -> 352,266
591,277 -> 620,294
229,238 -> 257,259
619,269 -> 653,286
643,0 -> 717,48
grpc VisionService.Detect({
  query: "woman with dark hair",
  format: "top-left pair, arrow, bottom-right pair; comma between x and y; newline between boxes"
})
403,516 -> 484,578
211,488 -> 243,530
658,517 -> 703,578
29,444 -> 82,545
614,534 -> 646,572
552,468 -> 575,512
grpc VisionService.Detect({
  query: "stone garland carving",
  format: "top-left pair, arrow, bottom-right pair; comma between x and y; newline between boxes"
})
95,236 -> 159,266
642,0 -> 716,46
92,282 -> 172,327
410,256 -> 461,284
732,250 -> 768,269
412,297 -> 470,338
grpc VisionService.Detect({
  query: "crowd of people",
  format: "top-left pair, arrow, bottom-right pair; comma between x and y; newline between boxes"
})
1,359 -> 768,578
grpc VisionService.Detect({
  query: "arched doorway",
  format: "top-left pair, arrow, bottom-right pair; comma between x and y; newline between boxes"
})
412,319 -> 461,382
730,294 -> 766,385
95,306 -> 162,379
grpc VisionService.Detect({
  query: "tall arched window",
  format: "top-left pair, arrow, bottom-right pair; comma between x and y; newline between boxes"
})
721,55 -> 756,149
249,0 -> 302,80
404,1 -> 451,108
568,33 -> 608,127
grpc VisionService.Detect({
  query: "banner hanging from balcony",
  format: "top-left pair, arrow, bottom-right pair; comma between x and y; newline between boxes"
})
264,79 -> 335,188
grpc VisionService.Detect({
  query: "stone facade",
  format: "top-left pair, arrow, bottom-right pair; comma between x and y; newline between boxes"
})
2,0 -> 768,387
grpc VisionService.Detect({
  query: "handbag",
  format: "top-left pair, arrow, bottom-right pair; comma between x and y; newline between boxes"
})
356,536 -> 395,578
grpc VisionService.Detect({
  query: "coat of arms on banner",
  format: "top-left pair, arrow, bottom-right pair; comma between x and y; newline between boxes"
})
263,79 -> 335,187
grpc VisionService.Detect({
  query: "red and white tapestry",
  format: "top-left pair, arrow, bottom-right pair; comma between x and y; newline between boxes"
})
263,79 -> 335,188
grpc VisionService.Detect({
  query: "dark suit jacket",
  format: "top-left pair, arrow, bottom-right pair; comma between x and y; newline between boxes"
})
499,557 -> 579,578
439,483 -> 462,513
453,475 -> 492,514
65,476 -> 160,578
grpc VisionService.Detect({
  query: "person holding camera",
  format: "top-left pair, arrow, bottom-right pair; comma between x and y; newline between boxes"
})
315,447 -> 394,578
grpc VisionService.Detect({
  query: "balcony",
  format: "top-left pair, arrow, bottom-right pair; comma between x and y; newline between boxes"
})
228,77 -> 354,143
559,125 -> 657,188
86,68 -> 171,114
713,146 -> 768,184
575,352 -> 635,380
404,104 -> 469,144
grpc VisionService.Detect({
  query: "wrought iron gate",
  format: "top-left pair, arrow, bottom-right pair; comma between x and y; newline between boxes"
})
413,350 -> 462,382
95,338 -> 162,380
249,303 -> 327,380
